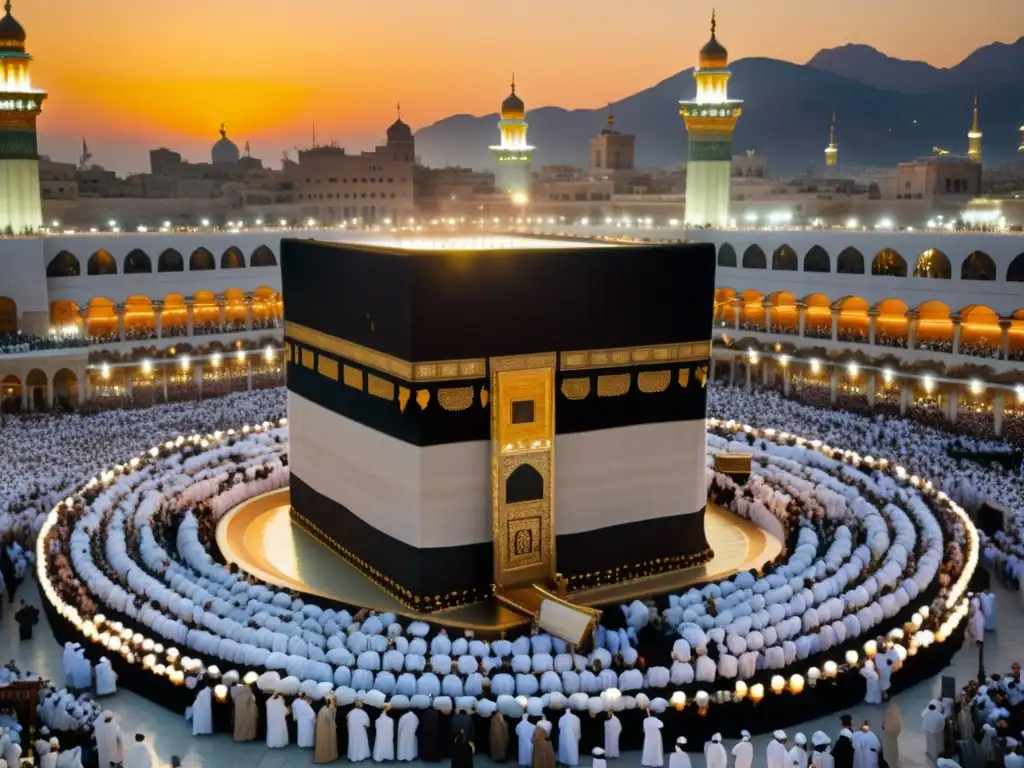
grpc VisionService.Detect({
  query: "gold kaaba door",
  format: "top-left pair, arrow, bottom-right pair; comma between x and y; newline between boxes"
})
490,353 -> 557,589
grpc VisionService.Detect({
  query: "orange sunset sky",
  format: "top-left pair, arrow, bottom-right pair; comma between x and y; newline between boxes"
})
24,0 -> 1024,173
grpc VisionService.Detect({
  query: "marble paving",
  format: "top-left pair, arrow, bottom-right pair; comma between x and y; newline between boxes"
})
9,579 -> 1017,768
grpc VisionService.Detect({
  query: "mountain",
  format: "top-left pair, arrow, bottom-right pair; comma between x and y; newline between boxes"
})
807,36 -> 1024,93
414,57 -> 1024,174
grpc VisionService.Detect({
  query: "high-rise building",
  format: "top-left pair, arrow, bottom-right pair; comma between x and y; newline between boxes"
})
968,93 -> 982,164
0,1 -> 46,233
489,76 -> 534,201
825,107 -> 838,172
680,12 -> 742,227
590,109 -> 636,176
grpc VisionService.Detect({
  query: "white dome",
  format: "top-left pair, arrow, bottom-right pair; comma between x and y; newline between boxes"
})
212,124 -> 240,164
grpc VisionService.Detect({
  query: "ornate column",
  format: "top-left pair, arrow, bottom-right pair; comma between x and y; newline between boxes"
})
244,292 -> 254,332
216,294 -> 227,332
115,303 -> 126,342
45,378 -> 53,409
899,382 -> 910,416
728,357 -> 736,386
905,310 -> 919,349
763,299 -> 773,333
947,388 -> 959,425
830,306 -> 840,341
867,309 -> 879,347
867,374 -> 876,409
77,307 -> 89,340
761,359 -> 770,386
731,297 -> 742,330
1000,318 -> 1012,360
744,362 -> 751,392
709,358 -> 716,381
162,369 -> 169,402
994,391 -> 1005,437
247,360 -> 253,391
153,300 -> 164,339
783,369 -> 790,396
19,386 -> 27,412
796,302 -> 807,338
829,367 -> 838,404
195,363 -> 204,400
186,300 -> 195,336
950,314 -> 963,356
76,366 -> 87,406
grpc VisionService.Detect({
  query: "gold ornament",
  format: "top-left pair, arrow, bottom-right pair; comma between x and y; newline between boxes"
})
416,389 -> 431,410
437,386 -> 474,411
560,377 -> 591,400
480,388 -> 489,408
637,370 -> 671,393
679,368 -> 691,388
597,373 -> 630,397
398,387 -> 410,412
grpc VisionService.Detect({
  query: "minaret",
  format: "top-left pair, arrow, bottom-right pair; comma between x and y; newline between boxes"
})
1019,125 -> 1024,153
0,1 -> 46,233
488,75 -> 534,201
680,11 -> 743,228
968,93 -> 982,164
824,107 -> 838,172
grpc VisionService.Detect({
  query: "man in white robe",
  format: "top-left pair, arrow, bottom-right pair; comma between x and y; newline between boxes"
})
732,731 -> 753,768
373,706 -> 395,762
921,702 -> 946,765
95,712 -> 124,768
861,662 -> 881,705
124,733 -> 152,768
265,693 -> 290,748
558,707 -> 582,766
594,747 -> 608,768
810,732 -> 833,768
980,590 -> 996,631
604,712 -> 621,758
516,714 -> 536,767
788,733 -> 808,768
670,738 -> 691,768
190,685 -> 213,736
70,650 -> 91,691
876,650 -> 897,699
767,731 -> 789,768
292,695 -> 316,749
95,658 -> 117,697
397,709 -> 419,761
851,723 -> 880,768
348,702 -> 372,761
641,710 -> 664,768
705,734 -> 727,768
969,597 -> 985,644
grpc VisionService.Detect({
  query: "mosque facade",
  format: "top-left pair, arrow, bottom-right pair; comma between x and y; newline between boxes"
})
0,1 -> 45,234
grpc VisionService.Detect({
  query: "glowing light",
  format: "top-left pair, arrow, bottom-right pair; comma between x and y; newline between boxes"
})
307,218 -> 316,227
747,349 -> 760,364
1016,385 -> 1024,403
810,358 -> 821,375
264,346 -> 275,362
847,362 -> 859,378
141,359 -> 153,375
511,192 -> 528,206
180,354 -> 191,372
883,368 -> 894,385
236,349 -> 246,363
779,355 -> 790,367
845,218 -> 858,229
211,352 -> 222,368
875,218 -> 893,229
969,379 -> 984,396
256,218 -> 264,226
201,219 -> 210,227
279,219 -> 287,226
101,363 -> 111,380
922,374 -> 935,394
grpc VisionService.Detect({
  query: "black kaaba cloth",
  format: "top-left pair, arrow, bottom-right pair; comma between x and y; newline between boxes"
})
282,237 -> 717,609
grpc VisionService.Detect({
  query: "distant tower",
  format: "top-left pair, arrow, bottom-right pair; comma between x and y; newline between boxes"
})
489,75 -> 534,200
1019,125 -> 1024,153
589,105 -> 636,179
967,93 -> 982,164
824,107 -> 838,172
680,11 -> 743,228
212,123 -> 240,164
385,102 -> 415,162
0,1 -> 46,232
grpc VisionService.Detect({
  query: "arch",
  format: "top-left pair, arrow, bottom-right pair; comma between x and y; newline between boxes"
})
836,295 -> 869,313
506,463 -> 544,504
0,296 -> 15,333
768,290 -> 797,307
250,245 -> 277,267
46,250 -> 80,278
914,248 -> 951,279
961,250 -> 995,281
158,248 -> 184,272
871,248 -> 907,277
803,246 -> 830,273
836,247 -> 865,274
742,245 -> 766,269
0,374 -> 21,413
717,243 -> 737,268
189,247 -> 215,271
221,246 -> 246,269
52,368 -> 78,406
1007,253 -> 1024,282
123,248 -> 152,274
49,300 -> 80,329
771,244 -> 798,271
87,249 -> 117,276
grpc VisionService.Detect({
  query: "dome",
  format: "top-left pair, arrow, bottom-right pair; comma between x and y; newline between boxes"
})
0,2 -> 26,52
698,12 -> 728,70
387,115 -> 413,144
500,77 -> 525,121
211,124 -> 240,165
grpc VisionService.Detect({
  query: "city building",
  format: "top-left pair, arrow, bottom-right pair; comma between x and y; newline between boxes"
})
489,76 -> 534,200
680,12 -> 743,227
895,154 -> 982,200
0,0 -> 45,233
589,110 -> 636,191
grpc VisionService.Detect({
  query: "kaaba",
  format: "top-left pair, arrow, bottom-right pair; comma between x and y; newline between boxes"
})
282,235 -> 716,612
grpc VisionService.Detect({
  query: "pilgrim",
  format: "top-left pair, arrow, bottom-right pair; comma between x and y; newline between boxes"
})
293,694 -> 317,749
516,713 -> 536,767
125,733 -> 152,768
593,747 -> 607,768
641,710 -> 664,768
489,710 -> 508,762
94,658 -> 117,697
882,702 -> 902,768
810,733 -> 833,768
851,723 -> 880,768
921,701 -> 947,764
95,712 -> 124,768
705,734 -> 727,768
348,702 -> 372,761
266,693 -> 290,749
768,731 -> 789,768
189,684 -> 213,736
732,731 -> 753,768
788,734 -> 808,768
604,712 -> 621,759
558,706 -> 581,766
397,708 -> 419,761
374,706 -> 396,762
232,683 -> 259,742
670,738 -> 691,768
314,698 -> 339,764
532,727 -> 556,768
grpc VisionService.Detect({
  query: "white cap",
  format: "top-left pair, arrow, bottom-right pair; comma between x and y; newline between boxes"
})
677,737 -> 688,746
741,730 -> 751,740
795,733 -> 807,746
593,748 -> 606,757
774,730 -> 787,740
812,732 -> 831,747
712,733 -> 722,742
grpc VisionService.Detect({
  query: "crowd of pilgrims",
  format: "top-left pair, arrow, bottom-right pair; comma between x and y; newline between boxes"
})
0,383 -> 1015,764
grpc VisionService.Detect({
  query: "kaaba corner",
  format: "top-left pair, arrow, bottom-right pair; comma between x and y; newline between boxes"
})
281,235 -> 717,611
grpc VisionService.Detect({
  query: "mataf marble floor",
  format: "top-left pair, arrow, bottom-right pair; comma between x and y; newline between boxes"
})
12,578 -> 1013,768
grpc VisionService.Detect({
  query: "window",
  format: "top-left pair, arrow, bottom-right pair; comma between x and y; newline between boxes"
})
511,400 -> 535,424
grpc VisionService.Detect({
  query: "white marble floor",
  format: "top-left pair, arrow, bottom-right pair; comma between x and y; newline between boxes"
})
8,580 -> 1016,768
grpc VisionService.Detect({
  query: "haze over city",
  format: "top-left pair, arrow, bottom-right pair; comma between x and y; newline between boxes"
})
33,0 -> 1024,172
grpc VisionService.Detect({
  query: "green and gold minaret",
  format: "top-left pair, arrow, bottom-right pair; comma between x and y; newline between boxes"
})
967,93 -> 982,164
680,11 -> 742,228
489,75 -> 534,202
0,1 -> 45,233
825,107 -> 838,172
